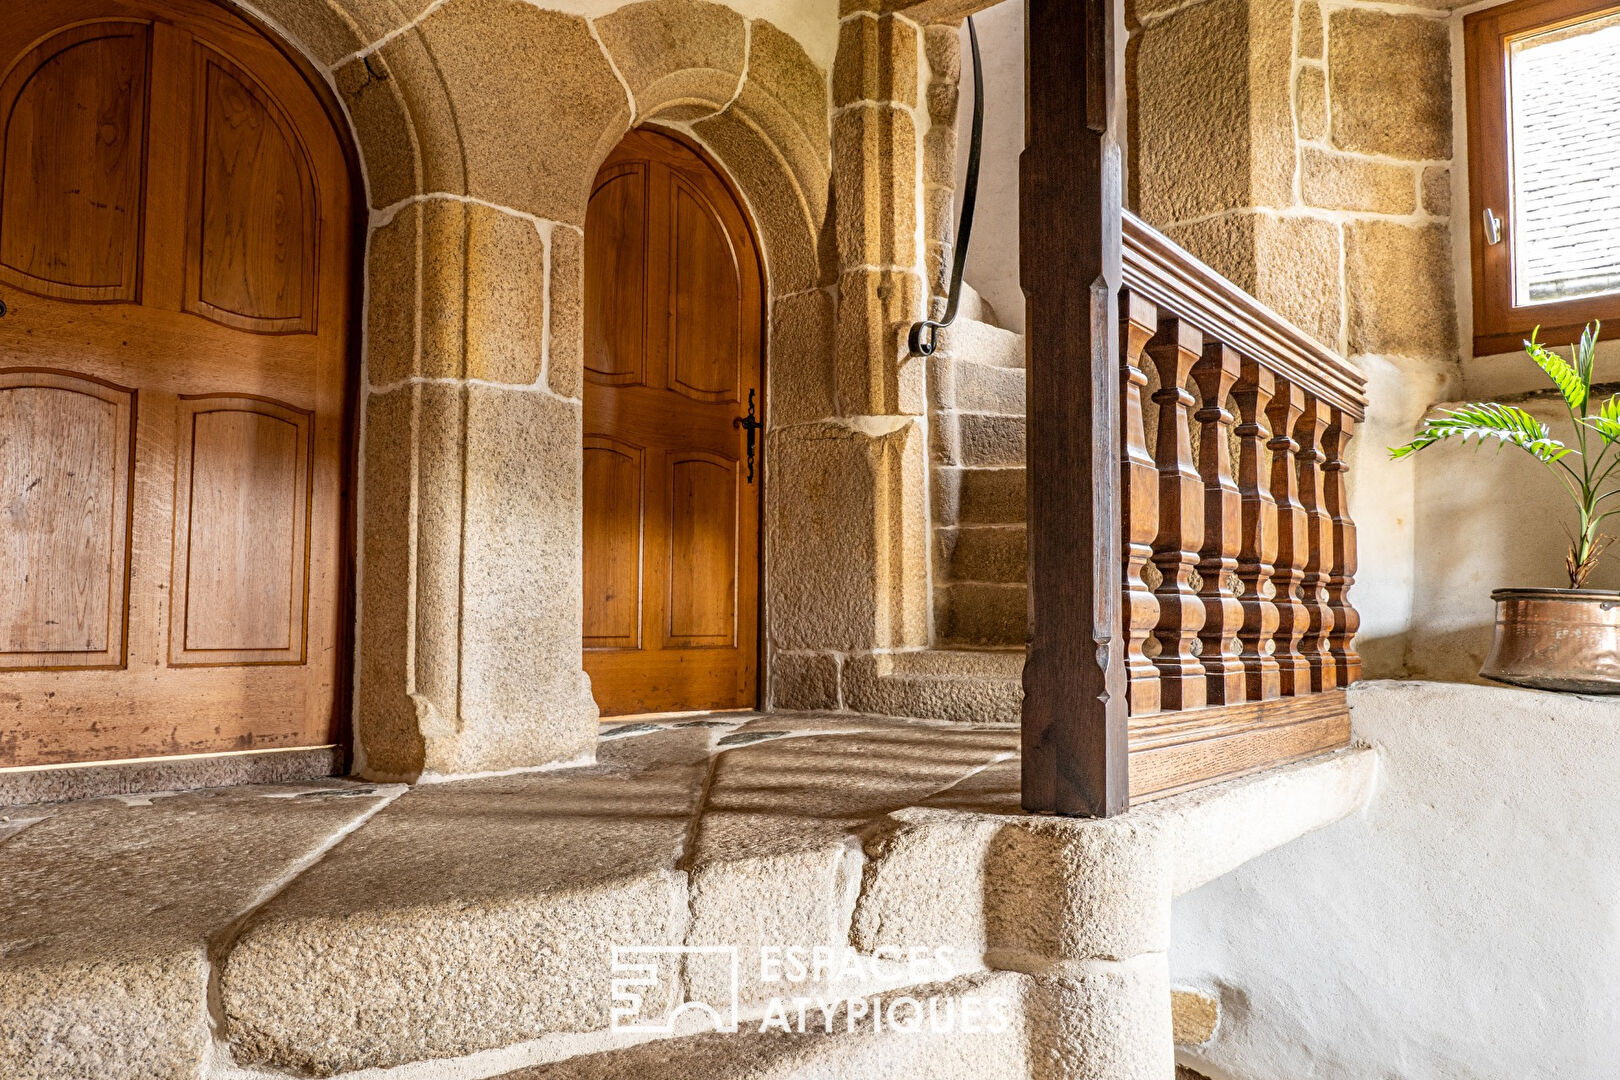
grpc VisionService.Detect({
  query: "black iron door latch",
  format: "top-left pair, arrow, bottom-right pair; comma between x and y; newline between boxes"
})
734,389 -> 761,483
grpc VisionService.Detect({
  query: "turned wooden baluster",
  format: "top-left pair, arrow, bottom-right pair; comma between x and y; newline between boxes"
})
1324,407 -> 1362,686
1146,316 -> 1207,711
1266,379 -> 1311,695
1192,341 -> 1244,704
1233,360 -> 1280,700
1120,291 -> 1161,716
1295,396 -> 1337,691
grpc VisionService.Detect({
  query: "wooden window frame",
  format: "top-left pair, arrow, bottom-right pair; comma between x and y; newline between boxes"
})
1464,0 -> 1620,356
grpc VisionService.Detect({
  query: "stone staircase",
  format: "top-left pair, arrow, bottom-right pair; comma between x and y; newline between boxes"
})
929,289 -> 1028,651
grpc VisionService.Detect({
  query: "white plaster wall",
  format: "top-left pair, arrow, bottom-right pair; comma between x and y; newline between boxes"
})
1172,679 -> 1620,1080
953,0 -> 1025,333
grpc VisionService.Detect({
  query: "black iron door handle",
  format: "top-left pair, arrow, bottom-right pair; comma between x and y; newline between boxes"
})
733,389 -> 761,482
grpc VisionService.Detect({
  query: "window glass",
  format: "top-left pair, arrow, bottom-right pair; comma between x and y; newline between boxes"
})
1508,10 -> 1620,306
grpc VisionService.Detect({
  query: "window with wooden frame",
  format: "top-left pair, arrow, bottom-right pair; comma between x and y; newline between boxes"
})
1465,0 -> 1620,355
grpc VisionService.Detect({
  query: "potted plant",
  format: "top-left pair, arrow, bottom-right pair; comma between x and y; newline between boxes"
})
1392,321 -> 1620,693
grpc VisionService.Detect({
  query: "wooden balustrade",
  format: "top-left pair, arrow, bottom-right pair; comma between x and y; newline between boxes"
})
1020,0 -> 1366,817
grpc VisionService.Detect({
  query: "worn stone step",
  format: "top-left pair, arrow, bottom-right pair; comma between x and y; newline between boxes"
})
936,583 -> 1027,648
929,356 -> 1026,415
843,649 -> 1024,725
933,413 -> 1026,468
937,317 -> 1024,369
933,466 -> 1026,528
500,971 -> 1030,1079
955,281 -> 1001,328
938,524 -> 1026,584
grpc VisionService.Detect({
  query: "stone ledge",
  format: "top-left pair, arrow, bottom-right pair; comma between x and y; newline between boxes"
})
0,718 -> 1373,1079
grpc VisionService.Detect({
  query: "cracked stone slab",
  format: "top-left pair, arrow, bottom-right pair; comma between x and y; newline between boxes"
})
0,780 -> 398,1080
219,726 -> 716,1076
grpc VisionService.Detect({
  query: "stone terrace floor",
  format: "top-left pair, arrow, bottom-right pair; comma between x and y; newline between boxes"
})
0,713 -> 1374,1080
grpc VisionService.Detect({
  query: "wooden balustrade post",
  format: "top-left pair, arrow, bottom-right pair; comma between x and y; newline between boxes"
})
1232,360 -> 1281,700
1120,291 -> 1161,716
1192,342 -> 1245,704
1146,317 -> 1207,711
1295,397 -> 1337,690
1324,407 -> 1361,685
1020,0 -> 1128,816
1265,380 -> 1311,695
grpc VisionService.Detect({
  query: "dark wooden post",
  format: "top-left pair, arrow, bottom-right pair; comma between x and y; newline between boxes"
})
1021,0 -> 1127,816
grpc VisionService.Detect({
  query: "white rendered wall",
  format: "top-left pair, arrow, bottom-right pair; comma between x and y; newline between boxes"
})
1172,679 -> 1620,1080
953,0 -> 1025,333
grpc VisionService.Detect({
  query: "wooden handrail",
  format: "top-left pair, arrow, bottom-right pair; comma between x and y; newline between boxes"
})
1122,212 -> 1367,419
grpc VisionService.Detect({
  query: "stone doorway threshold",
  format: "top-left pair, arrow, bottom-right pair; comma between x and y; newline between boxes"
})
0,713 -> 1374,1080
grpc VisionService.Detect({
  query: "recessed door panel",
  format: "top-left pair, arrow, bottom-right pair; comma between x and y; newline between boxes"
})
0,22 -> 151,301
585,163 -> 648,386
170,396 -> 311,664
0,370 -> 134,669
583,436 -> 644,649
667,453 -> 738,646
186,48 -> 318,333
582,128 -> 763,716
669,180 -> 742,402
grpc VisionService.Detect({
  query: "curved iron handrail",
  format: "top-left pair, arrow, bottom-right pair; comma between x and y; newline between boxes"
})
907,15 -> 984,358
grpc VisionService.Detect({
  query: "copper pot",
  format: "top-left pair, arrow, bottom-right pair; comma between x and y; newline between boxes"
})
1481,588 -> 1620,694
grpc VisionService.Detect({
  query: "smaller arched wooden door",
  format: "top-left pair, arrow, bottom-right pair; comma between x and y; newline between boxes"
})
0,0 -> 355,766
583,128 -> 764,716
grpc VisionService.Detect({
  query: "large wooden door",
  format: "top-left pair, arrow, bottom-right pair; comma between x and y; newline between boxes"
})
0,0 -> 354,766
583,128 -> 763,716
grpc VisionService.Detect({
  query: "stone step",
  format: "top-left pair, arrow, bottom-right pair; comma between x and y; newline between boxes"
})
937,317 -> 1024,369
843,649 -> 1024,725
955,281 -> 1001,328
933,412 -> 1026,468
937,524 -> 1026,584
500,971 -> 1029,1079
932,466 -> 1026,528
929,356 -> 1025,415
936,583 -> 1027,648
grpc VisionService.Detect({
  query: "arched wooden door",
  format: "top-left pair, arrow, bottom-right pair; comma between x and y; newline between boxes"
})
0,0 -> 356,766
583,128 -> 764,716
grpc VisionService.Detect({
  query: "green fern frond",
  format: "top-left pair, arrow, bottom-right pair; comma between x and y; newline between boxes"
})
1524,329 -> 1588,411
1389,402 -> 1570,463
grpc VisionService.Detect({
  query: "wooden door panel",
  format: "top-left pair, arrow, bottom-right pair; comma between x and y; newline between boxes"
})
0,21 -> 151,302
169,395 -> 311,664
186,47 -> 317,333
582,436 -> 644,649
0,370 -> 134,669
669,179 -> 742,403
666,452 -> 738,646
583,128 -> 762,716
585,163 -> 648,386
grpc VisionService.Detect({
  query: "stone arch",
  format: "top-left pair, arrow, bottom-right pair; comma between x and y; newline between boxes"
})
237,0 -> 839,779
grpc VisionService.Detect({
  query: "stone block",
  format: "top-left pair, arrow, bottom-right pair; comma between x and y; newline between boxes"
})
466,205 -> 547,384
365,209 -> 419,387
335,52 -> 419,210
835,268 -> 926,416
0,785 -> 397,1080
936,581 -> 1026,647
834,105 -> 919,270
933,465 -> 1026,526
1171,987 -> 1219,1044
1295,64 -> 1325,142
940,524 -> 1026,583
324,0 -> 438,50
770,651 -> 843,711
395,0 -> 631,223
595,0 -> 747,118
1300,148 -> 1417,214
835,13 -> 920,107
1329,10 -> 1450,160
1345,220 -> 1457,359
842,650 -> 1023,725
253,0 -> 370,67
549,226 -> 585,398
924,24 -> 961,124
767,420 -> 927,651
1023,958 -> 1174,1080
1422,165 -> 1451,216
769,289 -> 838,425
1129,0 -> 1294,220
1298,0 -> 1323,59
